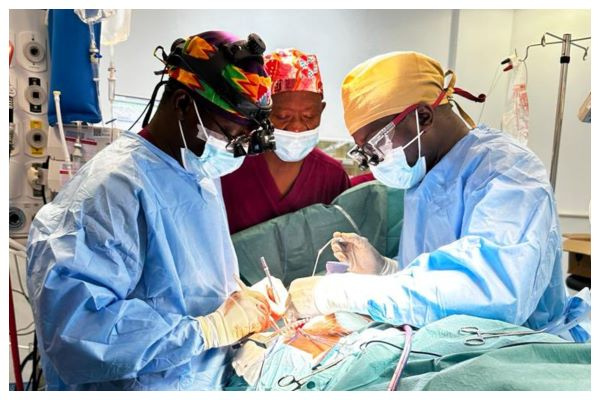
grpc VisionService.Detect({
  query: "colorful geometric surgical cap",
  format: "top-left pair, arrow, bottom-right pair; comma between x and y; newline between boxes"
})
265,48 -> 323,96
167,31 -> 272,123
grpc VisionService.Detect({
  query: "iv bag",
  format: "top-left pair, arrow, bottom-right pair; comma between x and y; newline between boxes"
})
101,9 -> 132,46
74,9 -> 116,25
501,57 -> 529,145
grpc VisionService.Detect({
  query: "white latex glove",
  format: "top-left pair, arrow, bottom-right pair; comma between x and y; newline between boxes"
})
331,232 -> 397,275
251,276 -> 288,319
286,273 -> 391,321
284,276 -> 325,321
197,289 -> 270,350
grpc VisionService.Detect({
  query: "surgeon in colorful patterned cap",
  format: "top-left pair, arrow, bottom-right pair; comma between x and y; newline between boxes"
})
222,48 -> 350,234
26,31 -> 284,390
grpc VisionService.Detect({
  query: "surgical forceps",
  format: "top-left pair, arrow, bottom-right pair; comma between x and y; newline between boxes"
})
277,356 -> 347,390
459,326 -> 540,346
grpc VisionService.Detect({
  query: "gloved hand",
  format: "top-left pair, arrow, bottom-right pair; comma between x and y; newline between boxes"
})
284,276 -> 325,321
331,232 -> 397,275
197,289 -> 271,350
251,277 -> 288,320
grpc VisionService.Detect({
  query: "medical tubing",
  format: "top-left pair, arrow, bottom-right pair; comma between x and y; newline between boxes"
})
311,238 -> 334,277
311,206 -> 361,277
9,280 -> 24,390
387,324 -> 413,391
9,248 -> 27,259
88,23 -> 100,92
12,253 -> 29,304
53,91 -> 72,175
359,340 -> 442,357
28,335 -> 39,391
9,238 -> 27,252
332,205 -> 361,236
498,341 -> 587,350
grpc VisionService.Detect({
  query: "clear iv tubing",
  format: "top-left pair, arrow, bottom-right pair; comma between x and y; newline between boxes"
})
108,46 -> 116,103
86,21 -> 104,136
87,23 -> 100,92
311,207 -> 360,276
108,46 -> 117,141
311,238 -> 334,277
53,91 -> 72,176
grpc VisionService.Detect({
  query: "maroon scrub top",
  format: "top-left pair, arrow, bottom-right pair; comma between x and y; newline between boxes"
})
221,148 -> 350,234
350,172 -> 375,187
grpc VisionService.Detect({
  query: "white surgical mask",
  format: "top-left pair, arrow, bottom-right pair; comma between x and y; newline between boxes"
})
370,110 -> 427,189
273,127 -> 319,162
178,101 -> 244,179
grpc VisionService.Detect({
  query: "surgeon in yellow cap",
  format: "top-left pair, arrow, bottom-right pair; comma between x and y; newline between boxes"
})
284,51 -> 589,342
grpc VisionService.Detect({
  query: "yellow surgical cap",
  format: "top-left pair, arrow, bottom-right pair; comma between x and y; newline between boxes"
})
342,51 -> 457,135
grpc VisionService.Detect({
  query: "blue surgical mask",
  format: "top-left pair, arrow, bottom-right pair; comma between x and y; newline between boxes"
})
178,102 -> 244,179
370,110 -> 427,189
273,127 -> 319,162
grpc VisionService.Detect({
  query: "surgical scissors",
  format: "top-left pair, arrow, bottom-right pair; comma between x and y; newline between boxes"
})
459,326 -> 540,346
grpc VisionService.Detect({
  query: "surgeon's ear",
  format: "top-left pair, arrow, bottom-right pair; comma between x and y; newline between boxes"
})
320,101 -> 327,113
173,89 -> 190,121
416,104 -> 434,130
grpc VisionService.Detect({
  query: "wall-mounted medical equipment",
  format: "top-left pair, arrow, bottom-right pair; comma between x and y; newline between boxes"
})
9,11 -> 50,239
15,31 -> 47,73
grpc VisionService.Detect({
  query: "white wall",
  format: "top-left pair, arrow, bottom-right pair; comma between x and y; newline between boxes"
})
105,9 -> 453,141
453,10 -> 515,129
509,10 -> 591,238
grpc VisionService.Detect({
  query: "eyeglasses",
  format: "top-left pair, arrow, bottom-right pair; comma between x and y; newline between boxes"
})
347,103 -> 419,170
346,87 -> 451,170
204,112 -> 277,158
226,118 -> 276,157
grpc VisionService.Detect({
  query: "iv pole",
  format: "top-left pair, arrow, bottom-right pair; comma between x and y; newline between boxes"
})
549,33 -> 572,190
520,32 -> 591,190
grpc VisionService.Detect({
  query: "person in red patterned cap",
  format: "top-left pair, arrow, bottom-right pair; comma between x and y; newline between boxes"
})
222,48 -> 350,234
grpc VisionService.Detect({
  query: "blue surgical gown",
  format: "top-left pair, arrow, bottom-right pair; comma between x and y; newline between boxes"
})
362,126 -> 569,331
26,132 -> 239,390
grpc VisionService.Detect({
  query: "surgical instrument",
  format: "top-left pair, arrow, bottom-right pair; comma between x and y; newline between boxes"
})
311,237 -> 348,277
232,274 -> 282,336
259,257 -> 293,331
260,256 -> 279,303
459,326 -> 540,346
277,355 -> 348,390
